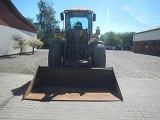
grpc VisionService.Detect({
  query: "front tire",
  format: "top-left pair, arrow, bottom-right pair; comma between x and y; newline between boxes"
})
48,40 -> 64,67
91,42 -> 106,67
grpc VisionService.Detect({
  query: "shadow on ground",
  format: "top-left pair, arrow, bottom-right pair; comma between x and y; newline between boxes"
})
11,81 -> 31,96
0,52 -> 34,59
0,55 -> 16,59
134,51 -> 160,57
23,52 -> 37,56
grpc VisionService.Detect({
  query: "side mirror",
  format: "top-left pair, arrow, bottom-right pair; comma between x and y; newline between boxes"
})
96,26 -> 100,35
60,12 -> 64,21
93,14 -> 96,21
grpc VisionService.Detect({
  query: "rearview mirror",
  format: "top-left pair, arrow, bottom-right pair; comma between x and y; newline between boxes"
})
60,12 -> 64,21
93,14 -> 96,21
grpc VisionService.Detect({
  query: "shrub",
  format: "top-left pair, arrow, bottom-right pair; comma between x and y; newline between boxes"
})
25,39 -> 43,54
12,34 -> 26,56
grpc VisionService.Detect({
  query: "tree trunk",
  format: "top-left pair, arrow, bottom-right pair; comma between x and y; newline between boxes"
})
32,46 -> 35,54
20,47 -> 22,56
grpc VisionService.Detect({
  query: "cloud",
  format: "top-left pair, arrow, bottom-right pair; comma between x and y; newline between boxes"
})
123,5 -> 147,24
129,13 -> 146,24
123,6 -> 131,11
106,7 -> 110,25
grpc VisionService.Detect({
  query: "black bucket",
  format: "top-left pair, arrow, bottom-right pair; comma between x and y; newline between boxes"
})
23,67 -> 123,101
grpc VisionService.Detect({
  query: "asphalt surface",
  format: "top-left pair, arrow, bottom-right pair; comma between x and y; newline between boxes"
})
0,50 -> 160,120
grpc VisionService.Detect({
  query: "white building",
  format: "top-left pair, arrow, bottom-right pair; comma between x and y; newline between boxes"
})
133,26 -> 160,55
0,0 -> 37,56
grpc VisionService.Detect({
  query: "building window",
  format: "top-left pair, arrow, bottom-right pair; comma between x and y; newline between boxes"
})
142,41 -> 147,46
150,41 -> 155,47
158,41 -> 160,47
150,41 -> 153,46
134,42 -> 137,46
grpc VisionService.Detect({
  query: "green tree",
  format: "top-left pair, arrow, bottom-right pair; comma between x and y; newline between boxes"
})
100,31 -> 134,47
118,32 -> 134,46
36,0 -> 59,48
12,34 -> 26,56
100,31 -> 122,46
26,17 -> 34,24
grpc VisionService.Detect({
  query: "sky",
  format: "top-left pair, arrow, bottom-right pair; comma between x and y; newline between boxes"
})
11,0 -> 160,34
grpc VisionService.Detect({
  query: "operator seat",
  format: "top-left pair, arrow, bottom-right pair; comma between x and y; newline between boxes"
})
74,21 -> 83,29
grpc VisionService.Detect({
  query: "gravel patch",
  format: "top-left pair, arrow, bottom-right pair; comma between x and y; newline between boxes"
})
0,49 -> 160,78
0,50 -> 48,75
106,50 -> 160,78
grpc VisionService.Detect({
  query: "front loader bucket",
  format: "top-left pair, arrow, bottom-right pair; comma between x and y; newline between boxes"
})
23,67 -> 123,101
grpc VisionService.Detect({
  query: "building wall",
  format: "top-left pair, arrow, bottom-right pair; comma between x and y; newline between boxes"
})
0,25 -> 37,56
133,29 -> 160,55
0,0 -> 36,33
134,29 -> 160,41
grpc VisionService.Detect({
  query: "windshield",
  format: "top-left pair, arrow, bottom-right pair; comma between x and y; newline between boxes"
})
65,11 -> 92,31
69,17 -> 88,29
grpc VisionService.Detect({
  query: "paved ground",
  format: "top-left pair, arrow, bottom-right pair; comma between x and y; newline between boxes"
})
0,50 -> 48,75
0,50 -> 160,120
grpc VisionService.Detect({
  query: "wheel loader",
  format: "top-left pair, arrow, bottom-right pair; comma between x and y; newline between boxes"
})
23,8 -> 123,101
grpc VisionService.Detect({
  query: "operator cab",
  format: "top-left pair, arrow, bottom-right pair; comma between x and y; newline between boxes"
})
60,8 -> 96,32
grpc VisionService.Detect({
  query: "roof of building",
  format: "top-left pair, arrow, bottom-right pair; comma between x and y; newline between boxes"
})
3,0 -> 37,31
135,26 -> 160,34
